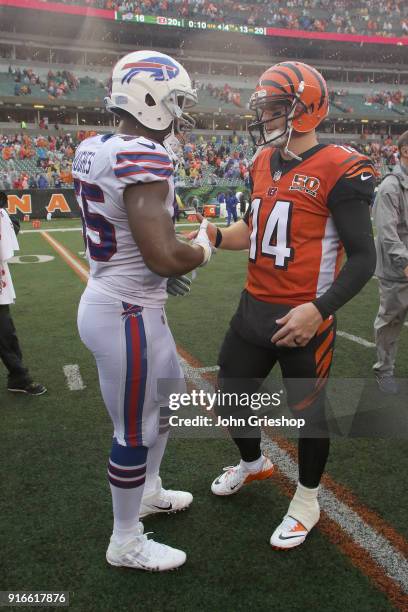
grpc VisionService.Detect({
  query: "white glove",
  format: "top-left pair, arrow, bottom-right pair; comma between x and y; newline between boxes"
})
192,218 -> 213,266
167,275 -> 192,297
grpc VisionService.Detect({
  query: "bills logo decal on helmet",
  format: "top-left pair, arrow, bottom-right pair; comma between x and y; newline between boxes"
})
105,50 -> 197,138
121,57 -> 180,84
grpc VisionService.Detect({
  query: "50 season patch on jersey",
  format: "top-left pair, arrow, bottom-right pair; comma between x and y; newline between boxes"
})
289,173 -> 321,198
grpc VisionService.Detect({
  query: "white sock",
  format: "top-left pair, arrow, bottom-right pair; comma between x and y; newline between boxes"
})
287,482 -> 320,532
240,454 -> 264,473
110,485 -> 146,546
143,411 -> 170,499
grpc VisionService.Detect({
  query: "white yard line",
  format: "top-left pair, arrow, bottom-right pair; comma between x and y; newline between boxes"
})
336,330 -> 376,348
21,227 -> 83,234
63,364 -> 86,391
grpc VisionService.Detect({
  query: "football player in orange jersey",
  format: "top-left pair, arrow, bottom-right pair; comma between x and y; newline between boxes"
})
192,62 -> 377,549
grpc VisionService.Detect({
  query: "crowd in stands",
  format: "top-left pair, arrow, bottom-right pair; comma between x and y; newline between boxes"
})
0,131 -> 402,190
9,66 -> 79,99
194,81 -> 243,108
364,90 -> 407,110
329,88 -> 408,114
177,133 -> 252,186
44,0 -> 408,37
0,132 -> 87,189
351,138 -> 399,171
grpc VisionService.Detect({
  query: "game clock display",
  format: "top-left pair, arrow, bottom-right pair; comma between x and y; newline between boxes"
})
116,12 -> 266,35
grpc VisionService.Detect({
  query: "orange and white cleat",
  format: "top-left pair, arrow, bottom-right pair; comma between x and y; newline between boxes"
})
270,516 -> 310,550
211,456 -> 274,496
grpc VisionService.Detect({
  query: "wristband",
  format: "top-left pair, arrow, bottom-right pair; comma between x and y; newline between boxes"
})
215,228 -> 223,248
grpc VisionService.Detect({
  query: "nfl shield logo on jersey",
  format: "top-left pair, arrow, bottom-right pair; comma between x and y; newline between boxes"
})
273,170 -> 282,182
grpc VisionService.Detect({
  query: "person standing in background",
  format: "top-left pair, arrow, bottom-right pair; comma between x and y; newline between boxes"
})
0,192 -> 47,395
372,131 -> 408,394
226,190 -> 238,226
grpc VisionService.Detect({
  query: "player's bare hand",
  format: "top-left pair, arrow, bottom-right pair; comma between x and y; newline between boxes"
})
272,303 -> 323,348
184,213 -> 218,245
404,264 -> 408,279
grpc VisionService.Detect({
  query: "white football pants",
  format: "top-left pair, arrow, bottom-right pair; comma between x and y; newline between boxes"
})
77,286 -> 184,447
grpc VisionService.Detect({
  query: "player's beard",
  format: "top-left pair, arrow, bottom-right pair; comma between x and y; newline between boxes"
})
264,127 -> 289,148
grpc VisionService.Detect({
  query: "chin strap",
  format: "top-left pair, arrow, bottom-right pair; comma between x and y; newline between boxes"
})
282,80 -> 305,162
163,125 -> 182,162
283,124 -> 303,161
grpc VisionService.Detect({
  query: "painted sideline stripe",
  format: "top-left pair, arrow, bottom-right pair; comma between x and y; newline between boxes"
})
194,365 -> 220,373
177,346 -> 408,609
179,349 -> 408,557
262,456 -> 408,612
261,435 -> 408,593
274,437 -> 408,559
177,347 -> 408,558
41,231 -> 89,282
63,364 -> 86,391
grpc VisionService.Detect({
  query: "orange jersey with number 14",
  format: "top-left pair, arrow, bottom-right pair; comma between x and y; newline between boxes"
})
245,143 -> 376,305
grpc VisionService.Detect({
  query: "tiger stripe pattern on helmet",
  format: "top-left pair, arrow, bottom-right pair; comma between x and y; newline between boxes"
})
250,61 -> 329,142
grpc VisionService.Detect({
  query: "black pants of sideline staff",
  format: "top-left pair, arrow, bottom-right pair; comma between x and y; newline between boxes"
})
0,304 -> 30,388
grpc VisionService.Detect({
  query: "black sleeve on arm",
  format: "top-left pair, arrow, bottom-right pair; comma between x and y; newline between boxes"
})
312,174 -> 376,320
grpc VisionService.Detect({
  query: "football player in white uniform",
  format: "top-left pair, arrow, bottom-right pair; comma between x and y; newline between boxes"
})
74,50 -> 212,571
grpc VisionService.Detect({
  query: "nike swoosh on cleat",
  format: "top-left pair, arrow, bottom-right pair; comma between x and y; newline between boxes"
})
229,483 -> 241,490
278,533 -> 305,540
361,173 -> 372,181
138,141 -> 156,150
152,503 -> 172,510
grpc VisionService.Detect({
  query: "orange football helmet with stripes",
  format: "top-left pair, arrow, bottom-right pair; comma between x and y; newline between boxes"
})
248,61 -> 329,148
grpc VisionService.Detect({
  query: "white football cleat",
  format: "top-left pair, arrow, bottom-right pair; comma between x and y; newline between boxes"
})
106,523 -> 186,571
139,488 -> 193,519
270,516 -> 310,550
211,456 -> 274,496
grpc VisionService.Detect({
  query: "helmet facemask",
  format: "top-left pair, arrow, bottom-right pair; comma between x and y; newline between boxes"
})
163,89 -> 197,136
162,89 -> 197,161
248,93 -> 306,148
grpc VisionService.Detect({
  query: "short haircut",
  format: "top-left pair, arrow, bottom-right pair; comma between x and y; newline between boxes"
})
397,130 -> 408,153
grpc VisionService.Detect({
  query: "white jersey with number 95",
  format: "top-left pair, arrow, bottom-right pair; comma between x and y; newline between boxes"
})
72,132 -> 175,308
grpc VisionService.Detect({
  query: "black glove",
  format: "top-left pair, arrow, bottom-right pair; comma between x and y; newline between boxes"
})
167,275 -> 192,297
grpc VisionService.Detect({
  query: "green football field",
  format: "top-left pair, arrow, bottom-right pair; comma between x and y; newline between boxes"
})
0,219 -> 407,611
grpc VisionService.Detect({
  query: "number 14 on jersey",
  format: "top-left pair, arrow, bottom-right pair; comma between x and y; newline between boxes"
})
249,198 -> 294,269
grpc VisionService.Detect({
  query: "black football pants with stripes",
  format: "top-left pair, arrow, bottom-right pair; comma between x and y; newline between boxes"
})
216,317 -> 336,488
0,304 -> 31,387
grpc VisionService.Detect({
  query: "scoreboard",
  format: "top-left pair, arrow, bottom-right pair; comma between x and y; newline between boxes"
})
114,11 -> 408,45
115,13 -> 266,36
